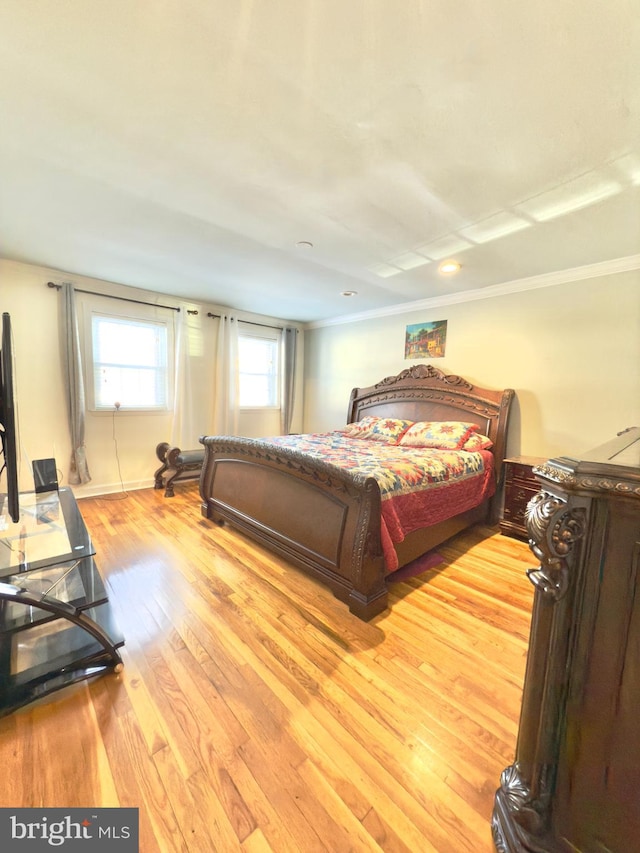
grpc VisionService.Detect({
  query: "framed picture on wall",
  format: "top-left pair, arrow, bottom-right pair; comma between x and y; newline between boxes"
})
405,320 -> 447,359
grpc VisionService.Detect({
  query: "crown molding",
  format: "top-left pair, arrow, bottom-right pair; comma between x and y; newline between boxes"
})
305,254 -> 640,330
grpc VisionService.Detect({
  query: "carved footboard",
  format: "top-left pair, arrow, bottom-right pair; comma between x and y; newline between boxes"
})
199,436 -> 388,620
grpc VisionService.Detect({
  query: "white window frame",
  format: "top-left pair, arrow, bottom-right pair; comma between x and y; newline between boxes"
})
238,325 -> 281,410
85,305 -> 174,413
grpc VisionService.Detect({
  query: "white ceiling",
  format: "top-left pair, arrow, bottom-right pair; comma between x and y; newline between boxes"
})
1,1 -> 639,323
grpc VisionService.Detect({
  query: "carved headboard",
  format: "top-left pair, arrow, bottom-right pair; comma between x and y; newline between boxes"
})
346,364 -> 515,485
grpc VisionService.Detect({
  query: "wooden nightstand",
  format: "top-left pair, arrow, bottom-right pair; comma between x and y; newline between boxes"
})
499,456 -> 547,540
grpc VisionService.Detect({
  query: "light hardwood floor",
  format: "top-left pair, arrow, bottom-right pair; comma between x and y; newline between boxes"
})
0,482 -> 535,852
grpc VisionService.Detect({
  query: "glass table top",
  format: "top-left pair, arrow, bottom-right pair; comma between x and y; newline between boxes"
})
0,488 -> 95,577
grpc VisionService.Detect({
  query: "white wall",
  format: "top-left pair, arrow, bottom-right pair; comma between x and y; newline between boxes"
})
1,258 -> 304,498
303,271 -> 640,460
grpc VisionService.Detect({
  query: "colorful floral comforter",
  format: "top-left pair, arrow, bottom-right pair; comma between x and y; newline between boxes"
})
263,432 -> 495,572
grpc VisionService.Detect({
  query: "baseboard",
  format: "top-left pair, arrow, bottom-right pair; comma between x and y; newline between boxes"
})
69,479 -> 161,499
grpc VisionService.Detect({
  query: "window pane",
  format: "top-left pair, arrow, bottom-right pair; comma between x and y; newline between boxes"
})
239,375 -> 270,407
238,334 -> 279,407
95,319 -> 161,367
95,366 -> 161,408
91,314 -> 169,410
239,337 -> 272,368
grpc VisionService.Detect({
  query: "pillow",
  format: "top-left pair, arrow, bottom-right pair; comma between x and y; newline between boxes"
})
343,416 -> 414,444
461,432 -> 493,451
399,421 -> 480,450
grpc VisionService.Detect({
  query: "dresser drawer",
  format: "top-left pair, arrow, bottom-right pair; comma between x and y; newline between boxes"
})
502,484 -> 540,524
500,456 -> 546,540
507,462 -> 540,485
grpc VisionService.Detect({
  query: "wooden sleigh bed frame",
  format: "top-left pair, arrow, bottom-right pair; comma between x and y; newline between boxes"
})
200,365 -> 514,621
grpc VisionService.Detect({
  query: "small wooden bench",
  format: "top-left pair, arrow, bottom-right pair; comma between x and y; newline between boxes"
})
154,442 -> 204,497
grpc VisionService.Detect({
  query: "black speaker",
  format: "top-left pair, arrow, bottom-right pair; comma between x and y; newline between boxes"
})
33,458 -> 59,493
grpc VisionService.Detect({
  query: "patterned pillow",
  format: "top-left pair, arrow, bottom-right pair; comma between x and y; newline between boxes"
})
461,432 -> 493,451
399,421 -> 480,450
343,416 -> 415,444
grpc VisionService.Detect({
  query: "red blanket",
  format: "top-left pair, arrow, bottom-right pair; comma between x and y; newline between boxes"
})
379,458 -> 494,570
263,433 -> 495,572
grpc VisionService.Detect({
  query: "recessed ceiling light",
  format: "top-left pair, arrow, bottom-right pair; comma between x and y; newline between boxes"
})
341,290 -> 358,297
438,260 -> 461,274
296,240 -> 313,248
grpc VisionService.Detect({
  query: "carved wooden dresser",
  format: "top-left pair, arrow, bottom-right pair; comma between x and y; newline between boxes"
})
492,427 -> 640,852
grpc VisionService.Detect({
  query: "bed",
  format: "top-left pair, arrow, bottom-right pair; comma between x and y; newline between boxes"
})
199,365 -> 514,620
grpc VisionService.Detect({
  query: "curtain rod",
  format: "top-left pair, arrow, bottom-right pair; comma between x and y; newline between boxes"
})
47,281 -> 182,312
46,282 -> 294,326
206,312 -> 297,332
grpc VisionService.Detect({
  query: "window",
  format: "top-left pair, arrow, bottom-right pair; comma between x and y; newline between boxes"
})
90,313 -> 171,411
238,331 -> 280,407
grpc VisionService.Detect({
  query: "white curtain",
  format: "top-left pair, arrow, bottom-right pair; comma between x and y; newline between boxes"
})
211,315 -> 240,435
61,283 -> 91,484
171,304 -> 199,448
280,326 -> 297,435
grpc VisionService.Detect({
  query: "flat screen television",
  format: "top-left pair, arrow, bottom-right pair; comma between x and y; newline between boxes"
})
0,311 -> 19,523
